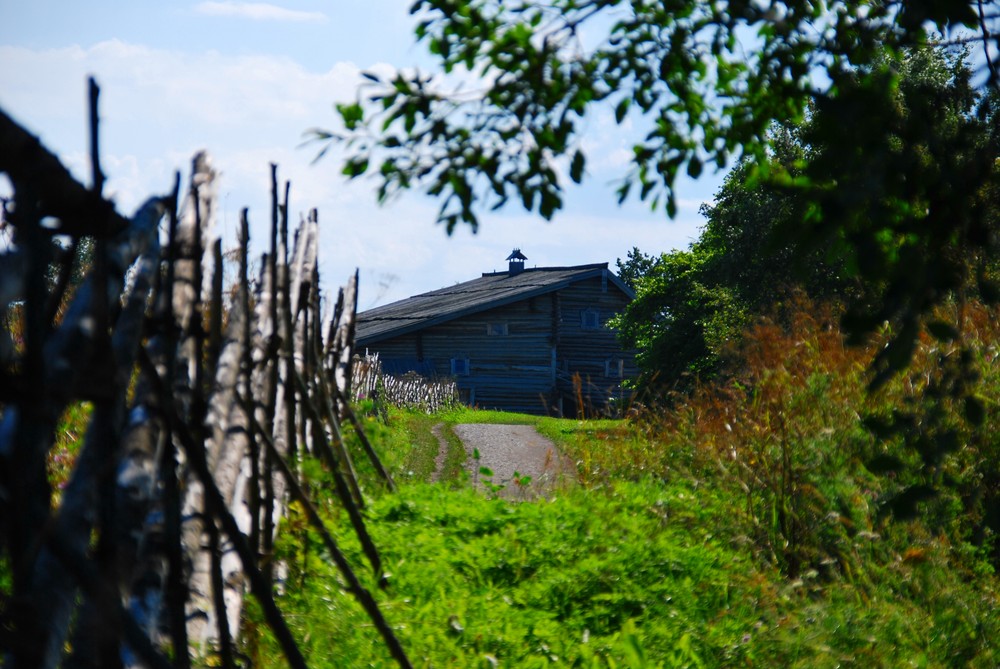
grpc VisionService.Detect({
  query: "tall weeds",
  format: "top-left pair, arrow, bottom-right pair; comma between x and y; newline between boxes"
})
665,299 -> 877,577
566,295 -> 1000,579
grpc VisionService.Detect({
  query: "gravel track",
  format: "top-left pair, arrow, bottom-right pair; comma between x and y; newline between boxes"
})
452,424 -> 575,499
430,423 -> 449,482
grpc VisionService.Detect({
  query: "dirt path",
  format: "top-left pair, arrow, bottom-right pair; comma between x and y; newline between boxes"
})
452,424 -> 575,499
430,423 -> 449,482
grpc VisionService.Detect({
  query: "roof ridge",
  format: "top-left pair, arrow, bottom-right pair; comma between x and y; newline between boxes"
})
480,262 -> 607,277
357,262 -> 630,344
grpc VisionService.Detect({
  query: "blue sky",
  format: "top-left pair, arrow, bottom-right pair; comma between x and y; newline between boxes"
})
0,1 -> 719,308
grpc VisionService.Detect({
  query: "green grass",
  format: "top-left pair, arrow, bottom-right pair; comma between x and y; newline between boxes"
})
247,478 -> 1000,668
48,401 -> 93,500
343,405 -> 469,488
345,405 -> 634,491
246,298 -> 1000,667
433,419 -> 468,484
433,406 -> 541,426
248,479 -> 763,667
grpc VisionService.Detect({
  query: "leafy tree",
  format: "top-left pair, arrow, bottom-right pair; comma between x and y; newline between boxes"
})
614,247 -> 661,291
789,46 -> 999,386
613,46 -> 997,391
324,0 -> 994,224
613,249 -> 714,388
322,0 -> 997,382
614,131 -> 854,391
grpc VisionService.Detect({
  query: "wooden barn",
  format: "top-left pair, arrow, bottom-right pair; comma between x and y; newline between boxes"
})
355,250 -> 638,415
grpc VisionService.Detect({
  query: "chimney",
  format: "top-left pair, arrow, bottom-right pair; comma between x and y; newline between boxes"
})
506,248 -> 527,276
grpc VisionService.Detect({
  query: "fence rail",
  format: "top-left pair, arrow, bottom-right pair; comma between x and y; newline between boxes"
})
0,79 -> 411,669
351,353 -> 461,414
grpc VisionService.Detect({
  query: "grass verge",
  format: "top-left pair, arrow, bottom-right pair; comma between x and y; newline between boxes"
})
246,477 -> 1000,667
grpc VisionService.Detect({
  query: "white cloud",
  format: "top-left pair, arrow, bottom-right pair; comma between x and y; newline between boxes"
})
0,40 -> 365,150
0,36 -> 720,310
194,1 -> 327,23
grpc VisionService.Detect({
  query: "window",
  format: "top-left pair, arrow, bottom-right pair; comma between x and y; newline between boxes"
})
451,357 -> 470,376
605,358 -> 625,378
581,308 -> 600,329
486,322 -> 508,336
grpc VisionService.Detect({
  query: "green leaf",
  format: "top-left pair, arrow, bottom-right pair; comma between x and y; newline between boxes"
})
336,103 -> 365,130
616,181 -> 632,205
925,320 -> 958,342
615,98 -> 630,124
686,156 -> 702,179
666,196 -> 677,218
479,466 -> 494,477
521,187 -> 535,211
570,150 -> 585,184
342,158 -> 369,177
964,395 -> 986,426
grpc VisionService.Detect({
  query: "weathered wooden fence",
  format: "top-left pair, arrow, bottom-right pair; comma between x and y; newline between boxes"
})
351,353 -> 460,414
0,80 -> 411,668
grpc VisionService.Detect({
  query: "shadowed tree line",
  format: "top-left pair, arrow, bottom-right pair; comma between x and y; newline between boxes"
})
615,47 -> 998,396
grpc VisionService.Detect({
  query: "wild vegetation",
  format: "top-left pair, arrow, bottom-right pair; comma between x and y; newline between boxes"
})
304,14 -> 999,666
241,293 -> 1000,667
612,46 -> 998,396
6,1 -> 1000,666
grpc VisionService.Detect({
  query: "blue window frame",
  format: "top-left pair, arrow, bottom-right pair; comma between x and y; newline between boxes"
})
451,357 -> 470,375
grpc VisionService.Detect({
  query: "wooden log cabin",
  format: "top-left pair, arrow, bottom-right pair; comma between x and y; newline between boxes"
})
355,250 -> 638,415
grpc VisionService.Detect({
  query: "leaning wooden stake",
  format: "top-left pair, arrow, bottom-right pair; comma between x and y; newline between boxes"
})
239,210 -> 262,561
293,371 -> 382,575
157,172 -> 192,669
243,406 -> 414,669
262,163 -> 281,584
139,350 -> 308,669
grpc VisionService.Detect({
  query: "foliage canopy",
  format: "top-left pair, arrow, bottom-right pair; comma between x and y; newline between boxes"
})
322,0 -> 999,385
325,0 -> 996,228
615,46 -> 997,391
612,132 -> 855,390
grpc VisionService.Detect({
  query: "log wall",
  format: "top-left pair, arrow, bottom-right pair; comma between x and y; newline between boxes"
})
368,274 -> 637,415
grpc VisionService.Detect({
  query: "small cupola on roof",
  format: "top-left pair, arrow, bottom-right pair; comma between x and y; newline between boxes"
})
506,248 -> 528,276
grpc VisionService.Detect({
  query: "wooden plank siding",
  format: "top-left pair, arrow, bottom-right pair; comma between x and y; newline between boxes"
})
553,273 -> 638,414
356,263 -> 637,415
371,298 -> 557,413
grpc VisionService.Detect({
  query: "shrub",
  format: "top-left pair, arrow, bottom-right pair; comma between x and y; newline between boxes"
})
566,295 -> 1000,580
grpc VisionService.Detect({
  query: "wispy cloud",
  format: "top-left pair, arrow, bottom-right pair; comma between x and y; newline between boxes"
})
194,2 -> 327,23
0,35 -> 717,308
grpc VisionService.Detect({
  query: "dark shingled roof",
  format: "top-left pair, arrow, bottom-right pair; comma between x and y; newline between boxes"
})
356,263 -> 634,345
